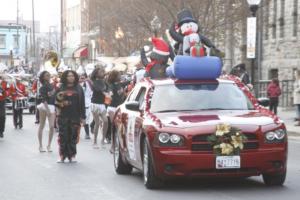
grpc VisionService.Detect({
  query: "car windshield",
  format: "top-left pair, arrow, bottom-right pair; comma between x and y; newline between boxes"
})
150,82 -> 254,113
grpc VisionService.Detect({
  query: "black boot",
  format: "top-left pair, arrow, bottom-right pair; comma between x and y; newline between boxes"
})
0,132 -> 3,138
84,124 -> 90,139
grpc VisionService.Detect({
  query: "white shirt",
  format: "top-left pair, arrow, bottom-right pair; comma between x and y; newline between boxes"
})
135,69 -> 146,83
81,80 -> 93,107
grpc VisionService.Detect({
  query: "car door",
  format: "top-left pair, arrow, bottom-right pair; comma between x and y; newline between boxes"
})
125,86 -> 147,169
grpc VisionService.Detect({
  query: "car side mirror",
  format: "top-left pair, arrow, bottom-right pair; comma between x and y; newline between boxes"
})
125,101 -> 140,111
257,97 -> 270,107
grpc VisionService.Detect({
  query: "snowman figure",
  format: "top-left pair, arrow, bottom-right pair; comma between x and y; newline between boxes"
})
169,8 -> 217,56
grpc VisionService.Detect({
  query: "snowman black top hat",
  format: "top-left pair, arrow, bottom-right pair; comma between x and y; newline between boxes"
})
177,8 -> 197,27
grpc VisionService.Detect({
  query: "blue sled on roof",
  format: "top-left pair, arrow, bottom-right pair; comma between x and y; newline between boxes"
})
166,56 -> 223,80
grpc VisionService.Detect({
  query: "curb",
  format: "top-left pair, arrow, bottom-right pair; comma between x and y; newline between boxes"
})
288,131 -> 300,137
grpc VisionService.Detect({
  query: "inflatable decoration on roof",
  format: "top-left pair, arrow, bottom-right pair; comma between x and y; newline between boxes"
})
169,8 -> 217,56
140,37 -> 173,79
166,55 -> 222,80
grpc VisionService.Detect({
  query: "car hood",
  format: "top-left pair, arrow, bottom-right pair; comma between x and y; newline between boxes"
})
153,110 -> 279,129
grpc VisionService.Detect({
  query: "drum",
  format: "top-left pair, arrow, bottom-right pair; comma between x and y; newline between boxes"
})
14,97 -> 28,109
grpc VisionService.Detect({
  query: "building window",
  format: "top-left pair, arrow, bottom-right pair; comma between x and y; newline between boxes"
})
272,0 -> 278,39
13,34 -> 20,49
0,34 -> 6,49
269,69 -> 279,79
293,0 -> 298,36
279,0 -> 285,38
264,0 -> 270,40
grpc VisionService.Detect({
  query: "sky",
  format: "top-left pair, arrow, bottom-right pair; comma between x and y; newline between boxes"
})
0,0 -> 60,32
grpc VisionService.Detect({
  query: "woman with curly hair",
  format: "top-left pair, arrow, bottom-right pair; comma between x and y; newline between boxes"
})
55,70 -> 85,163
37,71 -> 56,152
106,70 -> 126,152
90,66 -> 111,149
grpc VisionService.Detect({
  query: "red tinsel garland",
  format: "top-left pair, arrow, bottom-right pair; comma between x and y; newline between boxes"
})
221,75 -> 281,124
144,78 -> 162,128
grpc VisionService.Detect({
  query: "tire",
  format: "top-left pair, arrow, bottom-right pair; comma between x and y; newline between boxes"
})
143,138 -> 163,189
113,128 -> 132,175
263,170 -> 286,186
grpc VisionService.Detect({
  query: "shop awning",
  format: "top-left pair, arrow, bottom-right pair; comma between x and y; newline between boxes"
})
73,47 -> 88,58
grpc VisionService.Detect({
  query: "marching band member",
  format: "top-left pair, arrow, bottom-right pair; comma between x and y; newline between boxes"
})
37,71 -> 56,152
10,77 -> 28,129
32,78 -> 41,124
90,67 -> 111,149
0,75 -> 9,138
55,70 -> 85,163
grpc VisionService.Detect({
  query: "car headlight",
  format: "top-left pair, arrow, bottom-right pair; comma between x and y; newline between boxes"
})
158,133 -> 170,144
158,133 -> 184,146
170,134 -> 181,144
266,132 -> 276,141
265,129 -> 286,143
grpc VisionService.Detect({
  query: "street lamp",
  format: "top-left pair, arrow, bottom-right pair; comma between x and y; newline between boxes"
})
247,0 -> 261,16
150,15 -> 161,37
115,27 -> 124,57
246,0 -> 261,89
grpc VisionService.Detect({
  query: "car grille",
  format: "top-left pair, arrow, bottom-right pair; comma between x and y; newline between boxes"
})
191,133 -> 259,152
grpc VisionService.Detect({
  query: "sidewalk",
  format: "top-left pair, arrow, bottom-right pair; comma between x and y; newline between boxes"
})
277,107 -> 300,136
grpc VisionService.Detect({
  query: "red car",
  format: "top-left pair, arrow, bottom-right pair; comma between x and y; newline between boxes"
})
112,77 -> 288,189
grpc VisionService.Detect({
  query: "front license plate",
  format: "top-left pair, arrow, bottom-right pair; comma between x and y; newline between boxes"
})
216,156 -> 241,169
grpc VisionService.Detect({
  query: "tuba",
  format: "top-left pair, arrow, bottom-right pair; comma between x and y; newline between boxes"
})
45,51 -> 60,68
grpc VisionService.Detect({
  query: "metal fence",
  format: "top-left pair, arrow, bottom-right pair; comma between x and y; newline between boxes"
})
254,80 -> 295,108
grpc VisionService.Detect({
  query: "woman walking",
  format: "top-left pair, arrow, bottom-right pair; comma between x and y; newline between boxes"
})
90,66 -> 111,149
37,71 -> 56,152
55,70 -> 85,163
79,73 -> 93,139
293,69 -> 300,126
267,78 -> 281,115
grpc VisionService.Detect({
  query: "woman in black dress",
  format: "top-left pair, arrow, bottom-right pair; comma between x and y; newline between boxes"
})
55,70 -> 85,163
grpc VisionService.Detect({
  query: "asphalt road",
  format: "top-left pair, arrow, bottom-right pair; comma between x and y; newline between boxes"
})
0,114 -> 300,200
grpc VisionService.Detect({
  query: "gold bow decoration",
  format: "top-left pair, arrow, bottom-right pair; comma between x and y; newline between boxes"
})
207,123 -> 247,156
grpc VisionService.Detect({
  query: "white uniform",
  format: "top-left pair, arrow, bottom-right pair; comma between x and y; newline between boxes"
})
81,81 -> 93,124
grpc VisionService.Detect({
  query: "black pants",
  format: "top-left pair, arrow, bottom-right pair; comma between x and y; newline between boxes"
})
106,117 -> 112,141
0,116 -> 5,133
269,97 -> 279,115
58,118 -> 80,159
0,101 -> 5,133
12,102 -> 23,128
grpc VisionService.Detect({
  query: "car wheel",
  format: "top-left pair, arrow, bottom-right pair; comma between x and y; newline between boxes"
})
263,170 -> 286,186
113,128 -> 132,175
143,138 -> 163,189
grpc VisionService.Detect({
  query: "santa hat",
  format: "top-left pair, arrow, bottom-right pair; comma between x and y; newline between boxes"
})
152,38 -> 170,56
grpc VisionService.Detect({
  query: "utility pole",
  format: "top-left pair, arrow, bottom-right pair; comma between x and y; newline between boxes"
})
60,0 -> 63,58
32,0 -> 36,59
16,0 -> 19,51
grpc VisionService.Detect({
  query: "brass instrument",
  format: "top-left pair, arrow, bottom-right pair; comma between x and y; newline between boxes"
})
45,51 -> 60,68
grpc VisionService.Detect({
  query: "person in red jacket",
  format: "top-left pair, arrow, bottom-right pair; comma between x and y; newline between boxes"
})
10,77 -> 28,129
0,76 -> 10,138
32,79 -> 40,124
267,78 -> 281,114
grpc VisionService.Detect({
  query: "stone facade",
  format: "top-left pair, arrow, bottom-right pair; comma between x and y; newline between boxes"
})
262,0 -> 300,81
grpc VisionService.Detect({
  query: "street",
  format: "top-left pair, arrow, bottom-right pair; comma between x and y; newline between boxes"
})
0,114 -> 299,200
